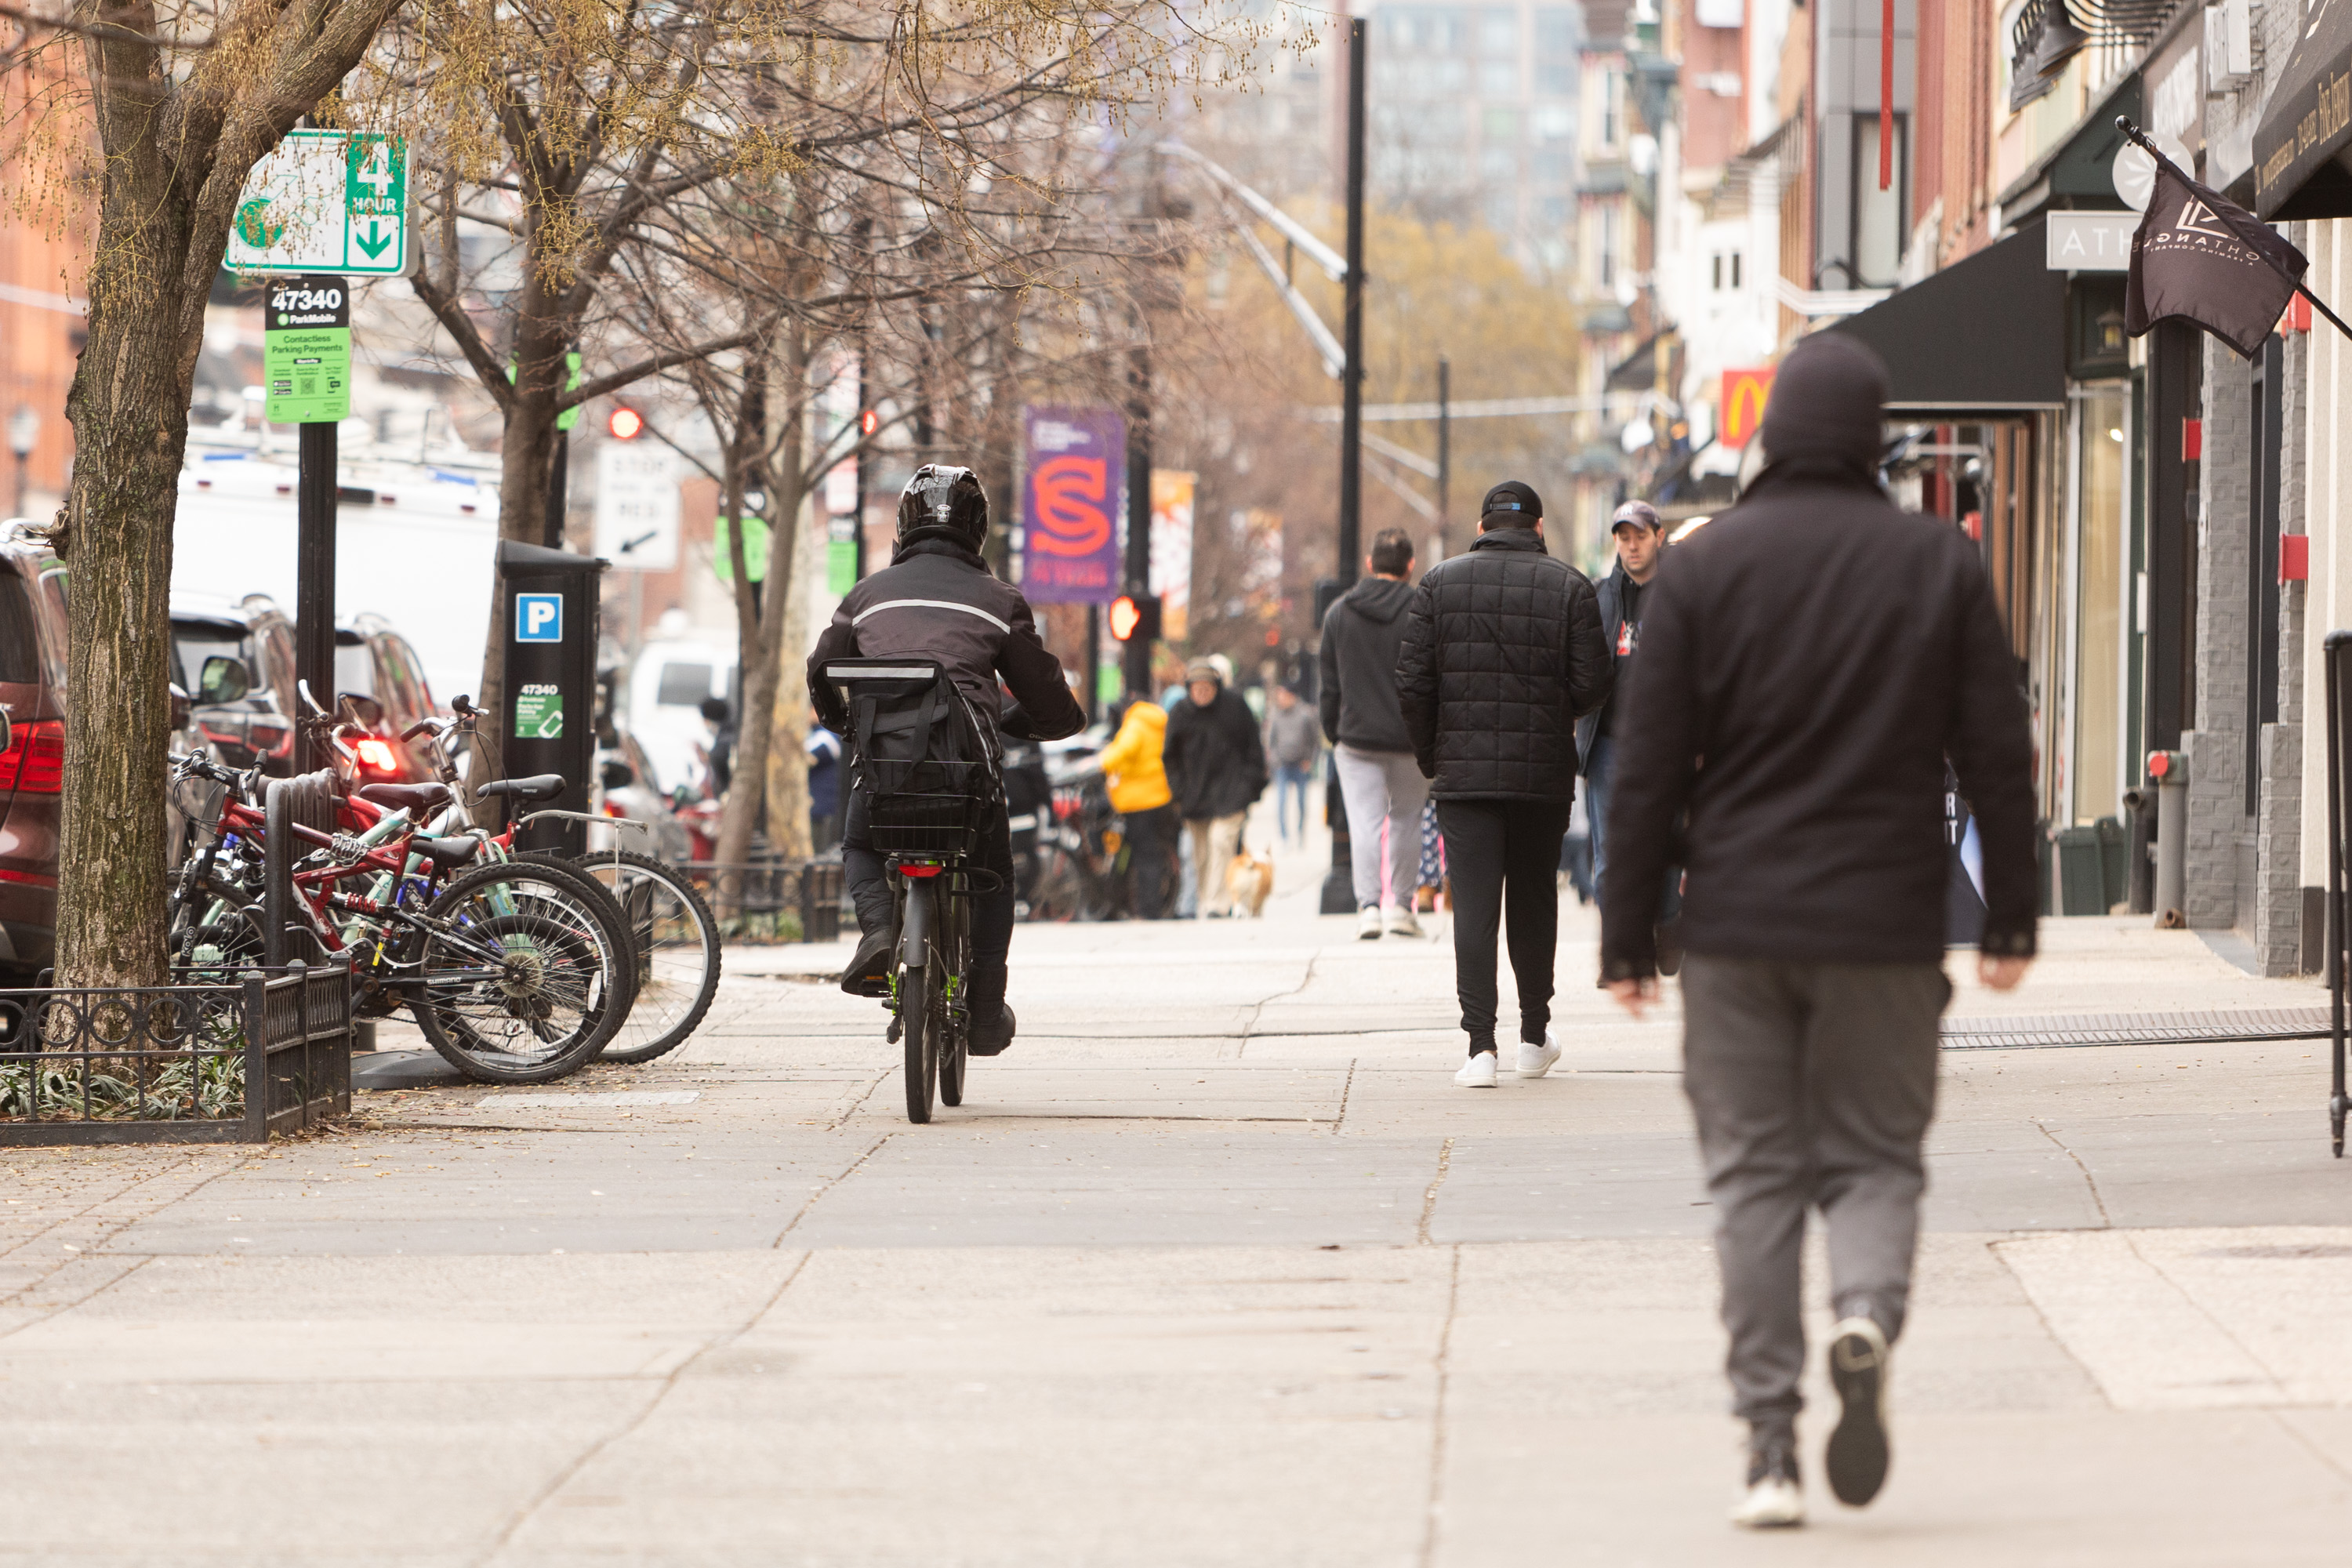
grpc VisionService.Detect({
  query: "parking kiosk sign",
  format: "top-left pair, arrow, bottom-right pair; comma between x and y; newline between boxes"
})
515,593 -> 563,642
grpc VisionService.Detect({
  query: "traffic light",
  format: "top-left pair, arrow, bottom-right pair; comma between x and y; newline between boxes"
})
608,406 -> 644,440
860,408 -> 879,437
1108,593 -> 1160,643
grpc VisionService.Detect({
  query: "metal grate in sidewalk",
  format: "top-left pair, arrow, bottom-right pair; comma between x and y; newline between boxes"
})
1940,1007 -> 2332,1051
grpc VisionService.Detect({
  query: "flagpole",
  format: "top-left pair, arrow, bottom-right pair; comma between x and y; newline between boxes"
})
2117,114 -> 2352,343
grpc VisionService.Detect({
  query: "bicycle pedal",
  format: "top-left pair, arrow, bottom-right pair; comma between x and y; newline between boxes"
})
887,1016 -> 903,1044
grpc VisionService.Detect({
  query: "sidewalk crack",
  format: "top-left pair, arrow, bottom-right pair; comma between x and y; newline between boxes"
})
771,1133 -> 891,1248
2032,1118 -> 2113,1228
1331,1058 -> 1358,1135
474,1250 -> 814,1568
1418,1244 -> 1463,1568
1236,953 -> 1320,1058
1416,1137 -> 1455,1246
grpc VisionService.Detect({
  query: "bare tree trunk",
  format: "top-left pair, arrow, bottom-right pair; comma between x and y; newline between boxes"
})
59,242 -> 191,990
766,507 -> 821,862
469,275 -> 569,804
711,322 -> 808,912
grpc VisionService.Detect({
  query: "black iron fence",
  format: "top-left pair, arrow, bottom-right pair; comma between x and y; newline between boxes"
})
0,960 -> 354,1145
683,860 -> 843,943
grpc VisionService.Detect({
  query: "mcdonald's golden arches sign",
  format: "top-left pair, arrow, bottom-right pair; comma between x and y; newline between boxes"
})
1720,368 -> 1775,448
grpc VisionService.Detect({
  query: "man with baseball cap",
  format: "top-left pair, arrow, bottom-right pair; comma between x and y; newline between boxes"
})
1577,498 -> 1682,964
1396,480 -> 1611,1086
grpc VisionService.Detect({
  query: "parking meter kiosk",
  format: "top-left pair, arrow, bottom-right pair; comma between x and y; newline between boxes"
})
497,539 -> 605,855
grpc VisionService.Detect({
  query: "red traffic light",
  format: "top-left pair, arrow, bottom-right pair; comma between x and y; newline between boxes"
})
608,406 -> 644,440
1109,593 -> 1160,643
860,408 -> 879,437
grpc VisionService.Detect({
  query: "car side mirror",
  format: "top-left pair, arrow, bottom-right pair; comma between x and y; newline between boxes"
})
338,692 -> 385,728
600,760 -> 634,791
198,655 -> 251,706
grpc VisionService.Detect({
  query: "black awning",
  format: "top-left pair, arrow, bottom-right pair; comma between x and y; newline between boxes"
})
2253,2 -> 2352,220
1605,330 -> 1665,392
1825,220 -> 2067,411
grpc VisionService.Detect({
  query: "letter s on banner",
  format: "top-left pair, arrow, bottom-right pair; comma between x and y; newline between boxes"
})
1029,456 -> 1112,557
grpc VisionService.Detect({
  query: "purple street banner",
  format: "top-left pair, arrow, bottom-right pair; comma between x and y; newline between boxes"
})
1021,405 -> 1125,603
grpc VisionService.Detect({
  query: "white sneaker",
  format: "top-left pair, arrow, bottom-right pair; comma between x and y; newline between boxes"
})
1381,903 -> 1424,937
1454,1051 -> 1497,1088
1515,1030 -> 1562,1077
1731,1473 -> 1805,1530
1357,906 -> 1383,940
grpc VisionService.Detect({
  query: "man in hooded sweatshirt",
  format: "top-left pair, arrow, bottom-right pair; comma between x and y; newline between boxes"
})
1319,527 -> 1428,937
1599,334 -> 2036,1529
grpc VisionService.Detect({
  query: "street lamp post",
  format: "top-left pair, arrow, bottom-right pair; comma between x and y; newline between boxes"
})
1320,15 -> 1370,916
8,406 -> 38,519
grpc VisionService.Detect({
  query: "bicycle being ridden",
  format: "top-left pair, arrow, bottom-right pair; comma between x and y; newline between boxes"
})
808,466 -> 1084,1115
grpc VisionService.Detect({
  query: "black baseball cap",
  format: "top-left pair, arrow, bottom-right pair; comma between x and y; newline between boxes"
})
1480,481 -> 1544,522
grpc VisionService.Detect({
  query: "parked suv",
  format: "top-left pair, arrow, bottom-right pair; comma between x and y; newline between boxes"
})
335,612 -> 443,783
0,528 -> 234,975
172,593 -> 296,774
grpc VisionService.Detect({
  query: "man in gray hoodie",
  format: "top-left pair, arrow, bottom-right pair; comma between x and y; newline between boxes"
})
1319,528 -> 1428,938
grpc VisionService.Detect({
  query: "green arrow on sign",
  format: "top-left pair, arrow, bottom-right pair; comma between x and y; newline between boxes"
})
354,220 -> 391,260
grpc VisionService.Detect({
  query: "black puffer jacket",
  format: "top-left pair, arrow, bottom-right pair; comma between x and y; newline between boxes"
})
1395,527 -> 1612,800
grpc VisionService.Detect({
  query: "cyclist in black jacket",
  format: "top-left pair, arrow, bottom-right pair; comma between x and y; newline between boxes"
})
809,466 -> 1086,1054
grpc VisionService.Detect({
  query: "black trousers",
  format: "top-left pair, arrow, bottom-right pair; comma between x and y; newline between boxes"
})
1436,797 -> 1571,1054
1123,802 -> 1178,918
843,789 -> 1017,1022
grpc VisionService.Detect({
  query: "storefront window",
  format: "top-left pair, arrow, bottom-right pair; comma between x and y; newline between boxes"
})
2073,390 -> 2127,825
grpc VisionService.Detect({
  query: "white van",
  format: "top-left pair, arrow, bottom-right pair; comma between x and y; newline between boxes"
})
625,637 -> 739,797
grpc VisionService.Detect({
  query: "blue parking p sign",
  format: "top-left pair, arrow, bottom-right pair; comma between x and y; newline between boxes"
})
515,593 -> 562,642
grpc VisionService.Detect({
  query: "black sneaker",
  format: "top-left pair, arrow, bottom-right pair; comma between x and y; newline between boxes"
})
839,927 -> 894,998
1731,1428 -> 1803,1528
1825,1316 -> 1892,1506
968,1004 -> 1017,1056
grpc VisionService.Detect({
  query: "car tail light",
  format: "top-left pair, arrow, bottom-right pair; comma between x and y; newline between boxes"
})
248,724 -> 290,756
354,737 -> 400,775
0,720 -> 65,793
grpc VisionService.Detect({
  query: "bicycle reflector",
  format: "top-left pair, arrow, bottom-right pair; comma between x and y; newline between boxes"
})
1109,593 -> 1160,643
608,406 -> 644,441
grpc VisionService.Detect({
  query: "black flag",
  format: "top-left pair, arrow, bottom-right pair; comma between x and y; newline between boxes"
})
2126,157 -> 2308,358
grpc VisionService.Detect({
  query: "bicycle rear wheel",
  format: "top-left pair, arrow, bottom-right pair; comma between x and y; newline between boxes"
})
408,860 -> 630,1083
938,894 -> 968,1107
569,849 -> 722,1063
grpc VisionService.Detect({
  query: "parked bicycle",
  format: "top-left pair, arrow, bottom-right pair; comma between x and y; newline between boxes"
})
166,690 -> 637,1082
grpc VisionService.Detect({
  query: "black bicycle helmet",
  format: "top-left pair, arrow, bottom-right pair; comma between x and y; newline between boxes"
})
896,464 -> 989,549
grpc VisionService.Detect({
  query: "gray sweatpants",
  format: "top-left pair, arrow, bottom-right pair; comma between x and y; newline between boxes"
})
1332,743 -> 1431,910
1679,953 -> 1949,1432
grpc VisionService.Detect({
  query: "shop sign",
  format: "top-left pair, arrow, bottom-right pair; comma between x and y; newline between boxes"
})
1720,368 -> 1775,448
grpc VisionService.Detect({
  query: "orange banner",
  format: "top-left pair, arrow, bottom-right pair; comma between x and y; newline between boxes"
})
1721,368 -> 1776,449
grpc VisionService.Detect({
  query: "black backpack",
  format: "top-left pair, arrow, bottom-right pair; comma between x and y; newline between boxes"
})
822,659 -> 999,857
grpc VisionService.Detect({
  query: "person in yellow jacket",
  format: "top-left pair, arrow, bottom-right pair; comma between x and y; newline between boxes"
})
1099,695 -> 1178,917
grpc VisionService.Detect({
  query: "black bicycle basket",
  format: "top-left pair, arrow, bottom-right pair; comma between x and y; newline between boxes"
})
825,659 -> 1000,859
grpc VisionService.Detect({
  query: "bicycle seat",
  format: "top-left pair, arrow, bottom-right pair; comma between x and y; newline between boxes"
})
477,774 -> 565,804
357,782 -> 452,814
410,836 -> 481,869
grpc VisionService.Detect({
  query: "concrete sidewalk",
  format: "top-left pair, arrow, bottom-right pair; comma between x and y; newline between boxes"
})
5,845 -> 2350,1563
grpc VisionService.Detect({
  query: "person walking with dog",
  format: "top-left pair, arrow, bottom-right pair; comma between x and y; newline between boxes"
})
1320,527 -> 1430,938
1599,334 -> 2036,1529
1162,659 -> 1267,918
1396,483 -> 1610,1085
